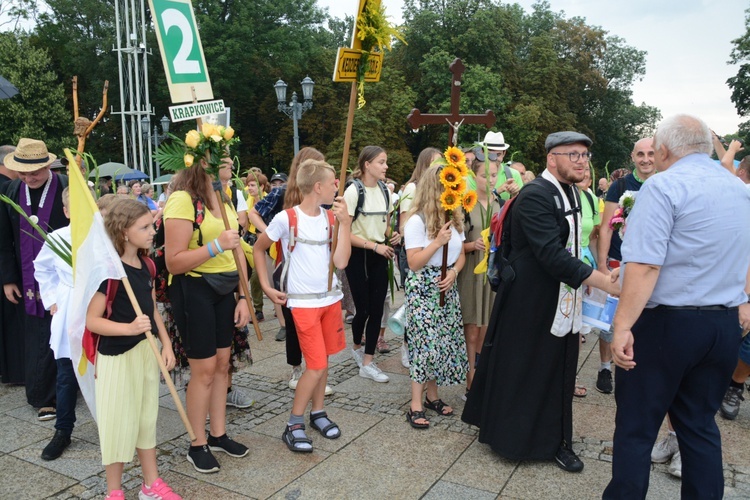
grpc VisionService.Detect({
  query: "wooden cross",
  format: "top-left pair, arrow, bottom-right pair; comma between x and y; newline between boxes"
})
407,58 -> 496,146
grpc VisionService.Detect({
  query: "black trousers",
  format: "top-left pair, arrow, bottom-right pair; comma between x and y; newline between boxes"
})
603,307 -> 741,500
23,311 -> 56,408
345,247 -> 388,356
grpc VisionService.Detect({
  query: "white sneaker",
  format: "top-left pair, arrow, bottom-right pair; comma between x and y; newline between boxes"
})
400,344 -> 410,368
651,432 -> 679,464
324,385 -> 333,396
288,366 -> 303,390
359,362 -> 389,383
351,347 -> 364,368
668,450 -> 682,478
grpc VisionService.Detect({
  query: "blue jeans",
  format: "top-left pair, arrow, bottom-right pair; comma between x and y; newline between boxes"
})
55,358 -> 79,434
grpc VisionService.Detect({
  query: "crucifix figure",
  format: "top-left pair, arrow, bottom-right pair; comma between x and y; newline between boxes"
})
407,58 -> 496,146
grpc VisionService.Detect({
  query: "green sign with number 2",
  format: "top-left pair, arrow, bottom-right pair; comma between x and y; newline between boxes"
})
149,0 -> 213,103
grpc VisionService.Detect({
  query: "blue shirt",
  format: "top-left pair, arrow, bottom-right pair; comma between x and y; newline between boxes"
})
605,173 -> 644,261
621,153 -> 750,308
253,186 -> 285,225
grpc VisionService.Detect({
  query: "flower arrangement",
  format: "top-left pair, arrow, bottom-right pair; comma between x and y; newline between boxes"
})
609,190 -> 637,238
154,122 -> 239,178
355,2 -> 405,108
434,146 -> 474,214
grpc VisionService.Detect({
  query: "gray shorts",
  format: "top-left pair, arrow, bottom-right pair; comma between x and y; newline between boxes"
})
598,324 -> 614,343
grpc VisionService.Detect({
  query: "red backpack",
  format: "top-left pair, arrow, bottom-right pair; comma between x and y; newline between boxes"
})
81,256 -> 157,366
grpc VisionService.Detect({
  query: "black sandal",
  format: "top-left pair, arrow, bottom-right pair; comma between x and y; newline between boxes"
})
309,411 -> 341,439
282,423 -> 313,453
424,397 -> 453,416
406,409 -> 430,429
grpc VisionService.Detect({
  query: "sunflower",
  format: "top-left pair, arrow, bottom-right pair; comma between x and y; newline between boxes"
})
439,165 -> 461,188
445,146 -> 465,167
440,189 -> 462,211
456,160 -> 469,178
462,190 -> 478,213
452,179 -> 467,194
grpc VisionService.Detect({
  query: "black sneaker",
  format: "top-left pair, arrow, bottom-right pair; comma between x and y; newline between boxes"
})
596,368 -> 613,394
187,444 -> 220,473
255,311 -> 264,322
41,430 -> 71,461
555,445 -> 584,473
207,434 -> 249,458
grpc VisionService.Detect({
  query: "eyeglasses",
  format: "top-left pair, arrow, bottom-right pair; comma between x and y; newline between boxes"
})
550,152 -> 593,162
472,147 -> 500,162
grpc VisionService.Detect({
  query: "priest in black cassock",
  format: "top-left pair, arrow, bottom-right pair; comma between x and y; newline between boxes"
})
462,132 -> 620,472
0,139 -> 68,419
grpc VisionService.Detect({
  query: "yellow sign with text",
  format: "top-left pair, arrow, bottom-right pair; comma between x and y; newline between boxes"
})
332,48 -> 383,83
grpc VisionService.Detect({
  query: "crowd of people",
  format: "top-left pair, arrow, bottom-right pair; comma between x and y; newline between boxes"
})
1,112 -> 749,499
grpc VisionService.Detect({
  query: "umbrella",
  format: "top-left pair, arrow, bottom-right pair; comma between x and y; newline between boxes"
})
151,173 -> 173,186
0,75 -> 19,99
119,170 -> 149,181
89,162 -> 149,181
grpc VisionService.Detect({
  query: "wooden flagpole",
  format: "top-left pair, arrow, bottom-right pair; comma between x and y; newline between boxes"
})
328,82 -> 358,290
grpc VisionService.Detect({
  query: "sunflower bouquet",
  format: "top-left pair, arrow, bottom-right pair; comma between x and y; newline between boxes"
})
432,146 -> 476,305
154,122 -> 239,178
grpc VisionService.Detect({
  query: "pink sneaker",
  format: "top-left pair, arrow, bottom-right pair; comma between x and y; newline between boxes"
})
139,478 -> 182,500
105,491 -> 124,499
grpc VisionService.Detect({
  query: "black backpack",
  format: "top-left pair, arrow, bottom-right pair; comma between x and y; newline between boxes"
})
346,178 -> 390,222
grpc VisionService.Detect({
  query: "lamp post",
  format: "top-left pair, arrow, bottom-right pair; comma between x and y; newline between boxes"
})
141,115 -> 170,181
274,76 -> 314,156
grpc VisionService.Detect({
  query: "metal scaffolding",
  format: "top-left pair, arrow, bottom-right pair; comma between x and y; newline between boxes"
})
111,0 -> 153,179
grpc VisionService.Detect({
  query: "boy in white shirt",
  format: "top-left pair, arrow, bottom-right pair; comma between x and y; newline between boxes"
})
254,159 -> 351,453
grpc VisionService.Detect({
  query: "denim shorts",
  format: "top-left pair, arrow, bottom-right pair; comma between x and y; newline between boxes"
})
740,334 -> 750,365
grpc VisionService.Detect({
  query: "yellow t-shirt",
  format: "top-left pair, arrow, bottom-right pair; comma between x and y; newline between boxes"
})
163,190 -> 238,275
344,181 -> 392,243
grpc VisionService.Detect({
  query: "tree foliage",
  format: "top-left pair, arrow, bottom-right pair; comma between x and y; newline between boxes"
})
0,0 -> 660,183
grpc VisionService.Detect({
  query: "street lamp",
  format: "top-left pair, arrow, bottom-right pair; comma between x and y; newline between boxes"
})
274,76 -> 314,156
141,115 -> 171,180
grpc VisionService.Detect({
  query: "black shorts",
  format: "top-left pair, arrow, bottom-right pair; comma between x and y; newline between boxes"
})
169,274 -> 235,359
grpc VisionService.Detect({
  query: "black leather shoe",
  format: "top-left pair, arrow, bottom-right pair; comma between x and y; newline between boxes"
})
41,430 -> 71,461
555,445 -> 584,473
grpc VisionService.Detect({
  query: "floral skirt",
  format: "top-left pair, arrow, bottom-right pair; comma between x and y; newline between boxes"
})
405,265 -> 467,386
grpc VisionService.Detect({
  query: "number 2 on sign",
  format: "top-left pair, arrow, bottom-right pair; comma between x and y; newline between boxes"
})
161,8 -> 200,74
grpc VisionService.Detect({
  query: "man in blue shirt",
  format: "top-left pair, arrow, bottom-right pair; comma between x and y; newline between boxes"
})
594,138 -> 656,394
603,115 -> 750,499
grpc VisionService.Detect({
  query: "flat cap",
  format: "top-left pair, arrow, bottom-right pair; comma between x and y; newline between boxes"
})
545,131 -> 592,152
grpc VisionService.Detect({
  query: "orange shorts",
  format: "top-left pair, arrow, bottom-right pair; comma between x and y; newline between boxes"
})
291,302 -> 346,370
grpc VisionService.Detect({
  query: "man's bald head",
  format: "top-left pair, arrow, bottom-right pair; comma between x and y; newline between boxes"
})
631,138 -> 656,178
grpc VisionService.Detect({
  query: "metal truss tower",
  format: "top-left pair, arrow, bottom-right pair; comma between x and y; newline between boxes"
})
112,0 -> 154,178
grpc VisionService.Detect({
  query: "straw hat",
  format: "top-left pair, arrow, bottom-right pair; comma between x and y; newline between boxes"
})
3,138 -> 57,172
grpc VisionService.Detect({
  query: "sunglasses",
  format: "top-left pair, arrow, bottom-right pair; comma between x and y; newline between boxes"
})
472,147 -> 500,162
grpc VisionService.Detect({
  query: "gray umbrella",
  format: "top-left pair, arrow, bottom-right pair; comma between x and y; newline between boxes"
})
0,75 -> 19,99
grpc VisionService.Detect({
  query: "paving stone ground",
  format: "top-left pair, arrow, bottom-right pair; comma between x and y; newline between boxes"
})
2,289 -> 750,499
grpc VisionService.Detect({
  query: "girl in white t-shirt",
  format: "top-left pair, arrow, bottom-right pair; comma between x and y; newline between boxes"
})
402,164 -> 468,429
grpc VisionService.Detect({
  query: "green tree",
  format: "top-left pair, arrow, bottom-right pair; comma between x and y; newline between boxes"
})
0,31 -> 69,151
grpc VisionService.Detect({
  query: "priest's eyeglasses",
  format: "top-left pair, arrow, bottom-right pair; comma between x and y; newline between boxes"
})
550,152 -> 593,162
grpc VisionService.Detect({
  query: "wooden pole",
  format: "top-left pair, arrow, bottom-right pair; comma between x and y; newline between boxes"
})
190,87 -> 262,341
121,277 -> 196,442
440,212 -> 449,307
328,82 -> 358,290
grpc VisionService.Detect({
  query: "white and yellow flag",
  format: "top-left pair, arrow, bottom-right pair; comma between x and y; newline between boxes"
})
66,150 -> 126,421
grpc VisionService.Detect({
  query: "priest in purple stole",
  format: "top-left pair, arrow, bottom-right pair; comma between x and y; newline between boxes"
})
0,139 -> 68,418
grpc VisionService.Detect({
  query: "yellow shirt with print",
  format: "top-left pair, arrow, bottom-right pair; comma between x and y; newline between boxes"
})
163,190 -> 238,276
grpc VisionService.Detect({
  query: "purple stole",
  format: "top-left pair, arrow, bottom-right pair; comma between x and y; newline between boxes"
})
20,173 -> 59,317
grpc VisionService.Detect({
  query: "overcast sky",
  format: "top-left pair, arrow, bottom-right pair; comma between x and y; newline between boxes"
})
319,0 -> 748,135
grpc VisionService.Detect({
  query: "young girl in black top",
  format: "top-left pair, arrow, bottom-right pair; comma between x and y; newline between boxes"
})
86,199 -> 179,500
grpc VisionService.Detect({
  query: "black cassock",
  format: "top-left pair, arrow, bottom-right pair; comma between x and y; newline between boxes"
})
462,178 -> 592,460
0,175 -> 68,406
0,173 -> 23,384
